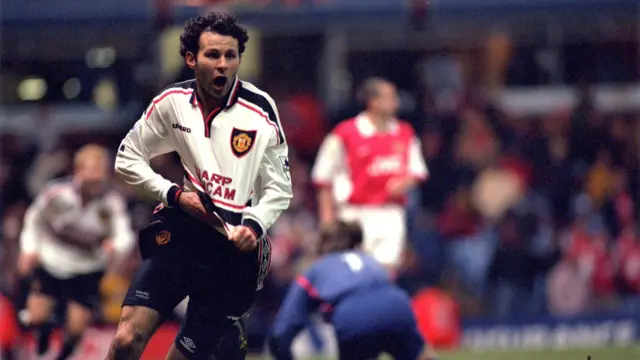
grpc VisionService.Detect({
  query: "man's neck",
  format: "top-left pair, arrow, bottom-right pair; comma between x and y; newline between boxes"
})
365,111 -> 388,131
197,84 -> 224,115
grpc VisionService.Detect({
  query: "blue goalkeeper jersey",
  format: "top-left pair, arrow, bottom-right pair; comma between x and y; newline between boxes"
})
269,251 -> 394,358
297,250 -> 390,307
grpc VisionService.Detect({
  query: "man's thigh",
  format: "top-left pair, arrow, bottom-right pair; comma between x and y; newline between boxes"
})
66,271 -> 104,311
173,298 -> 237,359
338,335 -> 382,360
384,327 -> 424,360
173,250 -> 257,359
32,267 -> 65,301
191,239 -> 259,317
122,249 -> 188,316
360,207 -> 406,267
339,328 -> 423,360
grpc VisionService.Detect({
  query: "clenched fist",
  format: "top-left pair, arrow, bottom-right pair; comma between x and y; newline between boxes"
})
228,226 -> 258,252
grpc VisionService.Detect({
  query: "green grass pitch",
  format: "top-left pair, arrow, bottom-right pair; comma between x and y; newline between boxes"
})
248,344 -> 640,360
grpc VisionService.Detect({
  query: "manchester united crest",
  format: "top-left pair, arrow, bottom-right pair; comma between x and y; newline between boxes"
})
230,128 -> 257,158
155,230 -> 171,245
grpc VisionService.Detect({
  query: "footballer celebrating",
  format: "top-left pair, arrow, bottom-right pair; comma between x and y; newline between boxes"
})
107,12 -> 292,360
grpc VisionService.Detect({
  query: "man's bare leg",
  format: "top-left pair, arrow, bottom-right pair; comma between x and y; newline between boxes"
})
418,344 -> 438,360
56,301 -> 93,360
165,344 -> 189,360
105,305 -> 162,360
165,318 -> 248,360
24,292 -> 56,355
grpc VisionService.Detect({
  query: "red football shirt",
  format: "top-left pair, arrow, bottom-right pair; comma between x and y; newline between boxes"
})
617,229 -> 640,292
312,114 -> 428,206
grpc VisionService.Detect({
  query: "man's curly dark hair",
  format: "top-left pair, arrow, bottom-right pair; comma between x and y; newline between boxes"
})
179,12 -> 249,58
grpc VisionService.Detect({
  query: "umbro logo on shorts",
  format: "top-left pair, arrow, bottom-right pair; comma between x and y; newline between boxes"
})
180,336 -> 196,353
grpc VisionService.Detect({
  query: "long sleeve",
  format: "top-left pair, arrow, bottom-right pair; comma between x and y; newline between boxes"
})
105,192 -> 136,261
241,128 -> 293,239
19,184 -> 65,254
311,133 -> 345,187
408,136 -> 429,180
269,278 -> 315,360
114,103 -> 179,206
20,198 -> 46,255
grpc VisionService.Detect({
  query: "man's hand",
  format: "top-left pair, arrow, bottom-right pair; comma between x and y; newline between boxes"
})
17,253 -> 39,276
177,191 -> 224,228
178,191 -> 208,217
386,176 -> 416,199
228,226 -> 258,252
102,238 -> 115,260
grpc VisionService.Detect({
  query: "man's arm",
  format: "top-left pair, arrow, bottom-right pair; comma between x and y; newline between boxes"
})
18,185 -> 65,274
408,135 -> 429,182
387,135 -> 430,198
20,195 -> 48,256
311,133 -> 344,226
269,275 -> 318,360
240,122 -> 293,240
114,102 -> 180,207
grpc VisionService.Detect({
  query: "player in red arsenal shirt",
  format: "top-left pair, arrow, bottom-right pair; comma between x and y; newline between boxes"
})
312,77 -> 428,274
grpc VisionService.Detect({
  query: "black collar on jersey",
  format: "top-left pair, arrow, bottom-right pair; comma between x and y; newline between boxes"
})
189,76 -> 241,110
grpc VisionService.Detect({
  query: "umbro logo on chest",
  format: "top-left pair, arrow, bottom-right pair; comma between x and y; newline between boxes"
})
172,123 -> 192,133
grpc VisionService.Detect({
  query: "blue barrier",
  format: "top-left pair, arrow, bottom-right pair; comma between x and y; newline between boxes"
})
462,310 -> 640,350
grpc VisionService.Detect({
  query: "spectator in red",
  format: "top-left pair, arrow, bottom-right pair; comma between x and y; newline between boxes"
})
602,168 -> 634,238
562,196 -> 616,300
547,255 -> 591,316
0,293 -> 19,360
616,227 -> 640,294
453,106 -> 500,173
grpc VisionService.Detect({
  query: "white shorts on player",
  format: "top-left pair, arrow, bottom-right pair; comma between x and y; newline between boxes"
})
339,204 -> 406,267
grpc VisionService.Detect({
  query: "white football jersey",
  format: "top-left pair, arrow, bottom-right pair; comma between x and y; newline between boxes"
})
115,78 -> 293,238
20,178 -> 135,279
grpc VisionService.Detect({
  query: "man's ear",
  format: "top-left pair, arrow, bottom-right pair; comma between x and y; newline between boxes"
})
185,51 -> 197,69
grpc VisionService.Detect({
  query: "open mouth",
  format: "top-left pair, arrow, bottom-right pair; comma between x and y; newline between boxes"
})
213,76 -> 227,89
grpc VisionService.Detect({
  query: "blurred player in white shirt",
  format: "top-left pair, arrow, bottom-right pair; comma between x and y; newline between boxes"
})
312,77 -> 428,274
17,144 -> 135,360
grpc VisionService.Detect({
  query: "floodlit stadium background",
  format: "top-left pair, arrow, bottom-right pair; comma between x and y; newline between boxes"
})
2,0 -> 640,358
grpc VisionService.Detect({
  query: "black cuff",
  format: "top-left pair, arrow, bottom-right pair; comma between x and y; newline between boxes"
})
242,218 -> 264,239
167,185 -> 182,208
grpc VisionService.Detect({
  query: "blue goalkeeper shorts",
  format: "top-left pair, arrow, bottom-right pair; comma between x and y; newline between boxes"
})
332,286 -> 424,360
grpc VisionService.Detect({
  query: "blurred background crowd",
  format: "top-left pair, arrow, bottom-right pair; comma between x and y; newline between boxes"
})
2,0 -> 640,353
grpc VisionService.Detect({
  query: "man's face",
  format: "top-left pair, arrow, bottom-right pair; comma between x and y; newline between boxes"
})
76,159 -> 107,198
370,82 -> 399,118
187,31 -> 241,100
